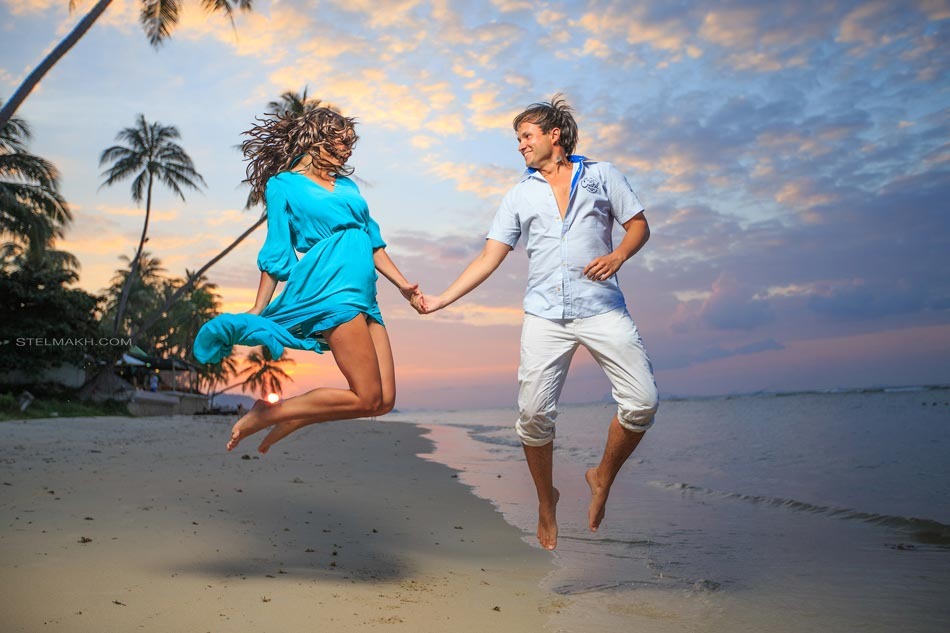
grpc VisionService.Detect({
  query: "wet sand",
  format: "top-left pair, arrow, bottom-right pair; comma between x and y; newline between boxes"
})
0,414 -> 555,632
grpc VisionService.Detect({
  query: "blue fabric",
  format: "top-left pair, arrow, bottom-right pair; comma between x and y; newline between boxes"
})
194,171 -> 385,364
486,156 -> 645,320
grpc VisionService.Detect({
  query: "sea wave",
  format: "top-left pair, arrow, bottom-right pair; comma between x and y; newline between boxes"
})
652,481 -> 950,546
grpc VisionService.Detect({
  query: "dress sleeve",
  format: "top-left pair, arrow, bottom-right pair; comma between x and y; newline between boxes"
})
364,211 -> 387,250
256,177 -> 298,281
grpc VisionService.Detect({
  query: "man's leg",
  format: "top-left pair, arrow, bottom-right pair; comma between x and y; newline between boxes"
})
522,442 -> 560,550
585,416 -> 645,531
516,315 -> 577,550
579,309 -> 659,531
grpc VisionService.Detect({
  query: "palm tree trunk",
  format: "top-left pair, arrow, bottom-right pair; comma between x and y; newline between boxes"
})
113,172 -> 154,335
130,214 -> 267,341
0,0 -> 114,129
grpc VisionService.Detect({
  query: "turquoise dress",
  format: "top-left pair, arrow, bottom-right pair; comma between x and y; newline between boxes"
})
193,171 -> 386,364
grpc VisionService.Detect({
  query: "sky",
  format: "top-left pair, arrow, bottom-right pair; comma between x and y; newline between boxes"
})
2,0 -> 949,409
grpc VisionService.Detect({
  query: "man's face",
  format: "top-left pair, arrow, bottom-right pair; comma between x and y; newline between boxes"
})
516,121 -> 557,169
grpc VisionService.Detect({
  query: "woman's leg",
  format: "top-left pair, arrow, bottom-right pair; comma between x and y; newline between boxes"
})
254,319 -> 396,453
226,316 -> 395,452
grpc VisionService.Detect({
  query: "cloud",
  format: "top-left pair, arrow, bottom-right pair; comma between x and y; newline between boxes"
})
422,155 -> 521,199
94,205 -> 179,222
327,0 -> 423,29
693,338 -> 785,365
699,273 -> 775,331
5,0 -> 58,15
427,302 -> 524,327
806,281 -> 928,320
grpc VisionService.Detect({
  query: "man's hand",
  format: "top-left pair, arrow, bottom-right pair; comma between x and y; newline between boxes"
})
583,252 -> 624,281
412,294 -> 446,314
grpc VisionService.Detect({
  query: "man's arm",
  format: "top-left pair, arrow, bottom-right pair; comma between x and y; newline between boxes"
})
418,239 -> 511,313
582,212 -> 650,281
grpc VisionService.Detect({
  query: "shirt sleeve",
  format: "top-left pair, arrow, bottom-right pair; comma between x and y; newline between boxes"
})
256,177 -> 298,281
485,190 -> 521,248
603,163 -> 645,224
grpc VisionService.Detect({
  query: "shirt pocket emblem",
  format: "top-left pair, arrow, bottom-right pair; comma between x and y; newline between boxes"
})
580,176 -> 600,193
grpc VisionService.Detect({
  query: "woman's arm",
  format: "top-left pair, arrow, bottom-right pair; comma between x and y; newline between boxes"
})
373,247 -> 419,301
246,271 -> 279,315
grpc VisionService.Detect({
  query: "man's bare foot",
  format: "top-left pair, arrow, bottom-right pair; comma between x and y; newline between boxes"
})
257,418 -> 303,454
227,399 -> 275,451
537,487 -> 560,550
585,468 -> 610,532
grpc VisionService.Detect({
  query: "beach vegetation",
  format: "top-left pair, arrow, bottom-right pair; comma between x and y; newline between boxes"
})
1,114 -> 105,380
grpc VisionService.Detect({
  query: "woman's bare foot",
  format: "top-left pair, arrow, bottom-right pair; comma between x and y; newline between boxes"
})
257,418 -> 303,454
537,487 -> 560,550
227,399 -> 275,451
585,468 -> 609,532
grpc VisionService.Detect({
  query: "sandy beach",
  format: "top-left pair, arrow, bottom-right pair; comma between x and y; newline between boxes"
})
0,414 -> 555,632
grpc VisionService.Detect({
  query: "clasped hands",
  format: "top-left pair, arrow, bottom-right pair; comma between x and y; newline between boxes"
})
400,284 -> 442,315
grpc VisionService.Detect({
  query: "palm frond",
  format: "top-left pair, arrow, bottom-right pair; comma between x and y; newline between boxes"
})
140,0 -> 182,47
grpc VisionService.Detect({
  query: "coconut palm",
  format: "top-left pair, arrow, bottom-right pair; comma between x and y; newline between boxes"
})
103,250 -> 167,335
202,354 -> 240,405
0,240 -> 81,280
0,115 -> 71,252
100,115 -> 205,336
215,347 -> 295,400
150,269 -> 221,359
266,87 -> 327,117
0,0 -> 254,129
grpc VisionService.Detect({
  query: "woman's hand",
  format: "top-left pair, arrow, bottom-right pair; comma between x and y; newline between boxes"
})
245,305 -> 264,316
399,282 -> 420,303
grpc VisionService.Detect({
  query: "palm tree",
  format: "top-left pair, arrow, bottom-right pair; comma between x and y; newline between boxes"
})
150,269 -> 221,359
0,115 -> 71,252
202,354 -> 239,404
0,240 -> 81,280
0,0 -> 254,129
100,115 -> 205,336
266,87 -> 327,117
102,250 -> 167,335
214,347 -> 295,400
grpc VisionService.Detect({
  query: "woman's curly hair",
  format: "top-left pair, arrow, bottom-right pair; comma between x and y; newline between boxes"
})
242,107 -> 358,205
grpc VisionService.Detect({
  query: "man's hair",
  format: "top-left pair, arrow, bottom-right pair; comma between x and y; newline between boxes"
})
512,93 -> 578,156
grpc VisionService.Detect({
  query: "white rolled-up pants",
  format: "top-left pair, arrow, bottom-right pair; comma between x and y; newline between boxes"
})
516,307 -> 659,447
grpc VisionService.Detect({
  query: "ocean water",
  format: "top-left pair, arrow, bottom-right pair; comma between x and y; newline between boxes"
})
389,388 -> 950,632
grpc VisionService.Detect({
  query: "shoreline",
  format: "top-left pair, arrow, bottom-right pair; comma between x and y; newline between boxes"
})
0,414 -> 556,632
